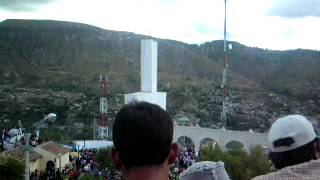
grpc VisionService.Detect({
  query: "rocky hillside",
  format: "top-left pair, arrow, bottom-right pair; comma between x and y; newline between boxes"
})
199,41 -> 320,98
0,19 -> 319,140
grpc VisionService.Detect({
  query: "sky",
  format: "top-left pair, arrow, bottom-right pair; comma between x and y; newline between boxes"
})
0,0 -> 319,50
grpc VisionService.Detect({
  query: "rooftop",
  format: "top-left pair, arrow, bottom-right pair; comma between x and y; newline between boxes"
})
5,146 -> 41,162
38,141 -> 70,155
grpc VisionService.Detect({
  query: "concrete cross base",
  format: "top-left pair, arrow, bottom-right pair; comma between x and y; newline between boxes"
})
125,92 -> 167,110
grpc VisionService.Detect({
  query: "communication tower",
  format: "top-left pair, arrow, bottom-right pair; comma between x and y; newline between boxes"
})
221,0 -> 232,129
98,75 -> 108,139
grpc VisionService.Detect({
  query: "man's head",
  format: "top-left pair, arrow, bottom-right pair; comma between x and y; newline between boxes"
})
112,101 -> 178,172
180,161 -> 230,180
268,114 -> 320,169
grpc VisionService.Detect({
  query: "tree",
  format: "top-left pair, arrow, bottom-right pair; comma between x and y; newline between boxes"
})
225,147 -> 250,180
225,141 -> 244,151
0,156 -> 24,180
246,146 -> 272,178
96,147 -> 114,170
79,175 -> 103,180
199,143 -> 224,162
198,144 -> 272,180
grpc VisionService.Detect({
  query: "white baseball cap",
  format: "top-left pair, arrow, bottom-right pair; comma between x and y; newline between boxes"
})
268,114 -> 316,152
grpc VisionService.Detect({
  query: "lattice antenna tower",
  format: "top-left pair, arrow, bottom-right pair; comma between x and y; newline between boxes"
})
98,75 -> 109,139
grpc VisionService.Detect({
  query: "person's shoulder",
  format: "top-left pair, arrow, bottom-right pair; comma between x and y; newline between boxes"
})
299,159 -> 320,166
252,163 -> 297,180
252,160 -> 320,180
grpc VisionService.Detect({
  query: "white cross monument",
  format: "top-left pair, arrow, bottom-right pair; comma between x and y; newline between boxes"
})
124,39 -> 166,110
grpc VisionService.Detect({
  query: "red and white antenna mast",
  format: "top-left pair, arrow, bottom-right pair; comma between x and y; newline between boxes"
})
99,75 -> 108,139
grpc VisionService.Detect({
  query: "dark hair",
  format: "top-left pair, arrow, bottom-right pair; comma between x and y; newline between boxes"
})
269,138 -> 319,169
112,101 -> 173,170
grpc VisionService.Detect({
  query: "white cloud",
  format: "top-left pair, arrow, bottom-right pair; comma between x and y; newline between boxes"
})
0,0 -> 319,50
0,0 -> 57,11
267,0 -> 320,18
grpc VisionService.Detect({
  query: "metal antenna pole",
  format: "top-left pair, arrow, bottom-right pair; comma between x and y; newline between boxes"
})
221,0 -> 228,129
24,133 -> 30,180
93,118 -> 96,140
224,0 -> 227,52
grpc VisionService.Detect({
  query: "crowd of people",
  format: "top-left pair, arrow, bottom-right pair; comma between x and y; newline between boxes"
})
110,101 -> 320,180
66,148 -> 99,178
177,146 -> 196,171
28,148 -> 122,180
169,146 -> 197,180
12,101 -> 320,180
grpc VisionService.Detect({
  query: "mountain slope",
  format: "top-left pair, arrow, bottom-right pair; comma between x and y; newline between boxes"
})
200,41 -> 320,98
0,19 -> 255,91
0,19 -> 319,138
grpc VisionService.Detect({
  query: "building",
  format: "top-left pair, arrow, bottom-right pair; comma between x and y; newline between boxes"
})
34,141 -> 70,171
3,141 -> 71,173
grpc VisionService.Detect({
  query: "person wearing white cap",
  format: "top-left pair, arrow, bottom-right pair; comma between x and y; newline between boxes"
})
180,161 -> 230,180
253,114 -> 320,180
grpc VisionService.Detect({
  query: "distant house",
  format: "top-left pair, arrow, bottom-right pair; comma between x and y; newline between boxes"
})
3,145 -> 42,172
34,141 -> 70,171
2,141 -> 70,172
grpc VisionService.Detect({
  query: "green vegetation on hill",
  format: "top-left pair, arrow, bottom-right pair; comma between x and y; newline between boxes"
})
0,19 -> 319,139
200,41 -> 320,97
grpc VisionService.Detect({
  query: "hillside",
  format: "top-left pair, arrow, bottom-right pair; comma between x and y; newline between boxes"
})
0,19 -> 319,140
200,41 -> 320,98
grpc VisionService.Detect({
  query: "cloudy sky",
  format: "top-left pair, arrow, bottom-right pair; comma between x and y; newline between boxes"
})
0,0 -> 319,50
